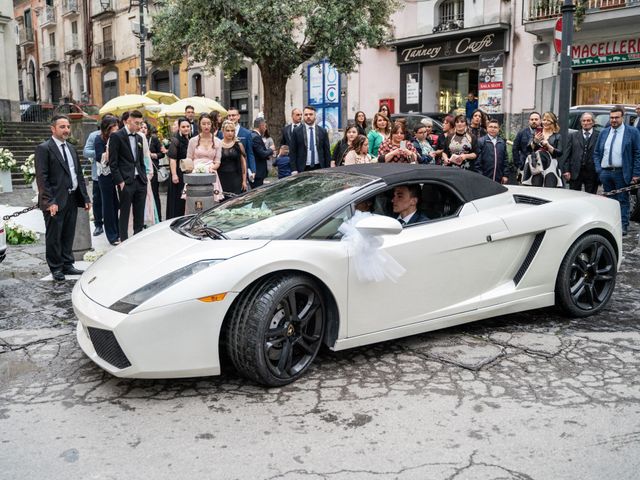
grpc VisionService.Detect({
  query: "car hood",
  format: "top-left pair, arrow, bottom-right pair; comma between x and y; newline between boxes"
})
80,221 -> 269,307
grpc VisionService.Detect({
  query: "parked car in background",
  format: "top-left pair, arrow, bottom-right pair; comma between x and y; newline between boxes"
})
390,113 -> 444,135
568,105 -> 637,133
20,102 -> 54,122
54,103 -> 100,121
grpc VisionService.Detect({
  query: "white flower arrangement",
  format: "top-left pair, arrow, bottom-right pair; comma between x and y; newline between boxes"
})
0,148 -> 17,171
20,154 -> 36,184
193,163 -> 209,174
83,249 -> 106,262
4,221 -> 39,245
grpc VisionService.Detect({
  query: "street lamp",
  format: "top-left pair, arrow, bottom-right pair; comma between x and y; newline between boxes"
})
130,0 -> 148,94
558,0 -> 575,164
99,0 -> 110,11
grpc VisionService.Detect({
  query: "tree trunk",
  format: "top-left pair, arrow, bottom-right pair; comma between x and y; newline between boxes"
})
258,65 -> 289,149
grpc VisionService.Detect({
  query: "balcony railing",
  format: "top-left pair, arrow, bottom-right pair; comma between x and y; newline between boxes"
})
92,0 -> 116,19
18,27 -> 34,46
95,40 -> 115,63
65,33 -> 82,55
525,0 -> 639,22
41,5 -> 57,27
62,0 -> 79,16
42,46 -> 58,65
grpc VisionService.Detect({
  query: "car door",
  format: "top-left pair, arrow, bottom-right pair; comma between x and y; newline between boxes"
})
347,204 -> 514,338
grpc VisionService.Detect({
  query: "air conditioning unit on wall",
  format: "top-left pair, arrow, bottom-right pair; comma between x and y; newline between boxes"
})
533,42 -> 552,65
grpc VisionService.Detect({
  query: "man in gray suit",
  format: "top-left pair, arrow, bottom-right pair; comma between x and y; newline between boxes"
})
562,112 -> 599,194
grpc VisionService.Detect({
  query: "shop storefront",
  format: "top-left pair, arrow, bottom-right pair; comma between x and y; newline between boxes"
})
571,36 -> 640,105
393,25 -> 509,114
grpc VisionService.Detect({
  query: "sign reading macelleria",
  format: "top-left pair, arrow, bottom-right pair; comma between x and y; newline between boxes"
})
571,37 -> 640,66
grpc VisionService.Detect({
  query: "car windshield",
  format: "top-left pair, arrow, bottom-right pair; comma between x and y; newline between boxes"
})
195,173 -> 373,239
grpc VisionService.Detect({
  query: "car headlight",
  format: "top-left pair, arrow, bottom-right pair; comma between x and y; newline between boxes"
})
110,259 -> 225,314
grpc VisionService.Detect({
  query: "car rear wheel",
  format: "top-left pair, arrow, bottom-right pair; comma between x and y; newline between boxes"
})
555,234 -> 616,317
225,274 -> 325,387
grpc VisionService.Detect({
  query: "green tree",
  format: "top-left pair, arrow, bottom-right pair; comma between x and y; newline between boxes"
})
151,0 -> 399,139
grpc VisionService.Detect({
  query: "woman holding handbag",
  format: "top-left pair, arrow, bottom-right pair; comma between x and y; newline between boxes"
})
166,117 -> 191,219
94,116 -> 121,245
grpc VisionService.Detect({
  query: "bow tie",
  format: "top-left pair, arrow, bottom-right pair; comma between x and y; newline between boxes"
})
128,133 -> 137,137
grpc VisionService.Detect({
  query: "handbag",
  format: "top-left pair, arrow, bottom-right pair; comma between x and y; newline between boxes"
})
98,138 -> 111,176
157,166 -> 169,182
179,158 -> 194,173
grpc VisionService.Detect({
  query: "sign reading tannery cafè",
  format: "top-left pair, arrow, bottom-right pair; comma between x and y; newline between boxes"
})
397,30 -> 507,65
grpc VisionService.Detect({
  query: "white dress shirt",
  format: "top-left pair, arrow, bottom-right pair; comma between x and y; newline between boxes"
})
52,136 -> 78,191
305,124 -> 319,166
602,124 -> 625,168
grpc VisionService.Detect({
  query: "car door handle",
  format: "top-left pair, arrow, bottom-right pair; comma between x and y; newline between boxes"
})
487,230 -> 511,242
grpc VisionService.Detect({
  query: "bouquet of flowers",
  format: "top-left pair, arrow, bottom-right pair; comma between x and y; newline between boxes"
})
4,221 -> 39,245
0,148 -> 17,171
21,154 -> 36,184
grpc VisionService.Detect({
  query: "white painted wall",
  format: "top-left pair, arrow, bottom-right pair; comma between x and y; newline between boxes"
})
1,0 -> 20,119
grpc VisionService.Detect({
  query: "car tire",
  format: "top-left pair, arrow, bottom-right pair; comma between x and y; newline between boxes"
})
225,274 -> 325,387
555,234 -> 617,318
630,190 -> 640,223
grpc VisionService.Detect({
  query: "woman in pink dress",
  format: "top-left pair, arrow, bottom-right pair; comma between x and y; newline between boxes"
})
186,113 -> 224,201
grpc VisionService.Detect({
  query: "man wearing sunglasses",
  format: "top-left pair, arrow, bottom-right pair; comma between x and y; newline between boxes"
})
594,105 -> 640,236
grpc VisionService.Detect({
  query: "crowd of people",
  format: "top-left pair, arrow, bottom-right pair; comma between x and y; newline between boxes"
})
76,101 -> 640,249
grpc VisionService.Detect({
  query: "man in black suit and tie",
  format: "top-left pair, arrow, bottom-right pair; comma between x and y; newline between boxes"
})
108,109 -> 148,242
280,108 -> 302,147
35,115 -> 91,281
185,105 -> 198,137
289,106 -> 331,174
250,117 -> 274,187
562,112 -> 600,194
391,184 -> 428,225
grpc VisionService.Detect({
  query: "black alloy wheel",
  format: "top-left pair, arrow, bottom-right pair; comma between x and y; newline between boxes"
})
556,234 -> 617,317
225,274 -> 326,386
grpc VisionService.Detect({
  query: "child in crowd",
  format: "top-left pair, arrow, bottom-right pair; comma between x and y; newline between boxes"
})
273,145 -> 292,179
474,118 -> 509,184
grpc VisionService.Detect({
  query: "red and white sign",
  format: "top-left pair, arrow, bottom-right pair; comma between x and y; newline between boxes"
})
554,18 -> 562,55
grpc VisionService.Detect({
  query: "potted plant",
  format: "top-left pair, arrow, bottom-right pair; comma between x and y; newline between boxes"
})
0,147 -> 17,193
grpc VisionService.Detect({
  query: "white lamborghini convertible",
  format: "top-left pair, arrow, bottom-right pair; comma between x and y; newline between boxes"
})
73,164 -> 622,386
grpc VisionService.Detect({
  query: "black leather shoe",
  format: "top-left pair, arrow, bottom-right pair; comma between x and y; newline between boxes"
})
62,266 -> 84,275
52,271 -> 65,282
93,226 -> 104,236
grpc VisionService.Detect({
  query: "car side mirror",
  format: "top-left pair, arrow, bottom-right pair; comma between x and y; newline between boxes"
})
354,214 -> 403,236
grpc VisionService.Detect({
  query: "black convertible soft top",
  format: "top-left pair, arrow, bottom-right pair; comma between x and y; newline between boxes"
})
333,163 -> 508,202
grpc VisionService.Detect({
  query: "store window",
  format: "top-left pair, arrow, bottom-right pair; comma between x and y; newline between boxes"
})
575,66 -> 640,105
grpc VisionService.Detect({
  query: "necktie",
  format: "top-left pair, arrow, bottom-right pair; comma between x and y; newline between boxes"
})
584,130 -> 590,142
61,143 -> 77,191
606,129 -> 617,166
309,126 -> 316,165
398,218 -> 406,225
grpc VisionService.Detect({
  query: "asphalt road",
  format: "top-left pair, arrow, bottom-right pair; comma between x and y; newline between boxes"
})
1,227 -> 639,480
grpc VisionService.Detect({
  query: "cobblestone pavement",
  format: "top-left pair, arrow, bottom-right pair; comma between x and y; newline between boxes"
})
1,217 -> 639,479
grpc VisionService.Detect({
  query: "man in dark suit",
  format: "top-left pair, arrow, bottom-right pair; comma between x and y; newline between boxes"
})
289,106 -> 331,174
185,105 -> 199,137
562,112 -> 600,194
594,105 -> 640,235
250,117 -> 274,187
108,109 -> 148,242
280,108 -> 302,147
391,184 -> 428,226
35,114 -> 91,281
218,107 -> 256,182
512,112 -> 541,172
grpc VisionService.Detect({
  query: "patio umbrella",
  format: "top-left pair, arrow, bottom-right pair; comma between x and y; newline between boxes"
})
99,94 -> 159,116
157,96 -> 227,118
144,90 -> 180,105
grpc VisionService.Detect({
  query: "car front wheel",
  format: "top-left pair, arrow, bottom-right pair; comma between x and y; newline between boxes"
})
225,274 -> 325,387
555,234 -> 617,317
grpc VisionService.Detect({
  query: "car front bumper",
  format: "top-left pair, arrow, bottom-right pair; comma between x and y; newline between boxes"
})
72,281 -> 237,378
